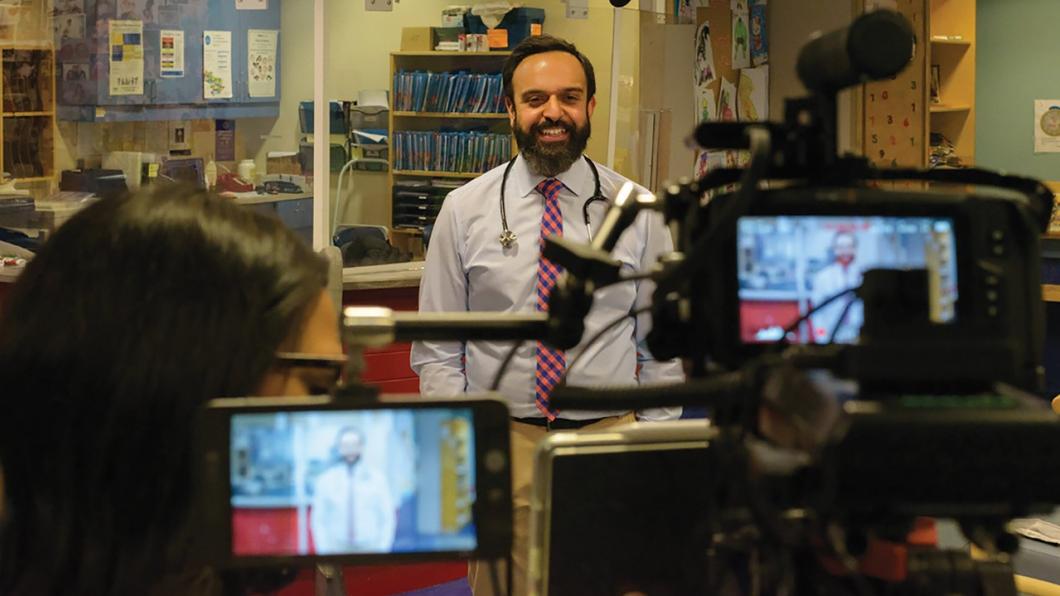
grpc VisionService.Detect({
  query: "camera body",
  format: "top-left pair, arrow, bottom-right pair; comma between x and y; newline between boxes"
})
677,184 -> 1044,393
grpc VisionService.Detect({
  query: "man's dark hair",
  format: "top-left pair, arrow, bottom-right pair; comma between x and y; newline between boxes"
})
502,34 -> 596,104
0,184 -> 328,595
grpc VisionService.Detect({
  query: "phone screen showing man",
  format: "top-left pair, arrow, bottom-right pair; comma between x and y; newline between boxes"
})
229,407 -> 477,556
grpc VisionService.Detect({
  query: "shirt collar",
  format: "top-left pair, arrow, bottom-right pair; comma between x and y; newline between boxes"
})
512,153 -> 592,200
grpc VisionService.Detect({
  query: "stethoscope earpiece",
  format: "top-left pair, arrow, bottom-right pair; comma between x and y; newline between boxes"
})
498,155 -> 608,247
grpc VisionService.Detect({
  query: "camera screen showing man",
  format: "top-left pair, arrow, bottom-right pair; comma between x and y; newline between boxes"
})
229,408 -> 477,557
809,231 -> 863,343
737,215 -> 958,344
310,427 -> 395,554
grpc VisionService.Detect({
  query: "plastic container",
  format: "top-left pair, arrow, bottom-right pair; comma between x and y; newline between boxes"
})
238,159 -> 257,183
464,7 -> 545,51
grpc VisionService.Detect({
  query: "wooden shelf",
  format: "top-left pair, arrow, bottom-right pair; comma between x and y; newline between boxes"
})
930,37 -> 971,46
3,111 -> 53,117
393,170 -> 483,179
1044,284 -> 1060,303
392,51 -> 510,57
0,42 -> 51,49
12,175 -> 52,182
393,111 -> 508,119
930,104 -> 971,114
391,227 -> 424,235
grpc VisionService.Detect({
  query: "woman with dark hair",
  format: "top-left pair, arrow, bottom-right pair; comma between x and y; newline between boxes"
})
0,184 -> 342,595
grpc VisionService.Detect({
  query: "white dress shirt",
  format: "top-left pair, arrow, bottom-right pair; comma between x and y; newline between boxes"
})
410,154 -> 684,420
311,462 -> 396,554
809,262 -> 864,344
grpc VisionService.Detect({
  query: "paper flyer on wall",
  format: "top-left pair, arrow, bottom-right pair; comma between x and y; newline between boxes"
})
160,29 -> 184,78
248,29 -> 278,98
109,20 -> 143,95
750,0 -> 767,66
1034,100 -> 1060,153
694,21 -> 715,87
235,0 -> 266,9
695,85 -> 716,125
203,30 -> 233,99
731,1 -> 750,69
718,77 -> 737,121
737,65 -> 768,121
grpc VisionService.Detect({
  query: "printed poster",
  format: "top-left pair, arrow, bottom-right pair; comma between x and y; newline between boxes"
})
694,22 -> 715,87
236,0 -> 266,8
695,86 -> 716,125
160,29 -> 184,78
750,0 -> 768,66
247,29 -> 278,98
731,1 -> 750,69
54,14 -> 85,39
215,119 -> 235,161
718,77 -> 737,121
203,30 -> 233,99
737,65 -> 768,121
109,20 -> 143,95
1035,100 -> 1060,153
677,0 -> 695,24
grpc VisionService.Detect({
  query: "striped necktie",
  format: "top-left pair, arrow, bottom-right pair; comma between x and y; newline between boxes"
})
534,178 -> 565,420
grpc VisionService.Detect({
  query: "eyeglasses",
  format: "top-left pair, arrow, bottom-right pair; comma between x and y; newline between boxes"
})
273,352 -> 347,394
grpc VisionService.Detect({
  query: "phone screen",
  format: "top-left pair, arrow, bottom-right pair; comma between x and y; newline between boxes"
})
229,407 -> 476,556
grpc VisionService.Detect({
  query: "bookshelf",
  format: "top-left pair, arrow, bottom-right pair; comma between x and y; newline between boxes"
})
388,51 -> 514,258
928,0 -> 975,168
0,45 -> 55,183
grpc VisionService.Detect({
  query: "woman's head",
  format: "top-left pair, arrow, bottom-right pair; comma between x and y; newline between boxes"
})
0,185 -> 333,594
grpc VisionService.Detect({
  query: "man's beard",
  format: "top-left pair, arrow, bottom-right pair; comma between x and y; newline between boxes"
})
513,117 -> 591,178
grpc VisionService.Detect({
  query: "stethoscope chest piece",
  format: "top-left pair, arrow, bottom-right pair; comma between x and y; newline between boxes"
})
499,229 -> 518,249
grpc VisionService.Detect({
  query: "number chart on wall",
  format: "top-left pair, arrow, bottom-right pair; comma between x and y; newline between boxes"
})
862,0 -> 927,169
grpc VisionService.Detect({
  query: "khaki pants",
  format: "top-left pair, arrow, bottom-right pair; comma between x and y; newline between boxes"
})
468,413 -> 637,596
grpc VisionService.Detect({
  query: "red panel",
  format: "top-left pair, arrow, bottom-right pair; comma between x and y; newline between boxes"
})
372,377 -> 420,394
277,563 -> 467,596
739,300 -> 803,343
232,507 -> 300,556
343,287 -> 419,311
362,343 -> 415,382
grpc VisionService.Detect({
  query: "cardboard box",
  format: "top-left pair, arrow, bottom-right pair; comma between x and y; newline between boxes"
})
401,27 -> 433,51
266,152 -> 302,176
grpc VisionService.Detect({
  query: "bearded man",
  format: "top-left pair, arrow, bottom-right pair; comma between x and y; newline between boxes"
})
411,34 -> 684,596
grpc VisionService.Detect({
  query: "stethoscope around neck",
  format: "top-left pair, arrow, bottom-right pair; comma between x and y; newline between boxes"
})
497,155 -> 608,249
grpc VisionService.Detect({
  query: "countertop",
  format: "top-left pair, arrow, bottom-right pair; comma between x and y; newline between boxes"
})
342,261 -> 424,290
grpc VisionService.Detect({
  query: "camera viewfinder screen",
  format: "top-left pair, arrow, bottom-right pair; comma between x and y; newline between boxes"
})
737,215 -> 957,344
230,408 -> 476,557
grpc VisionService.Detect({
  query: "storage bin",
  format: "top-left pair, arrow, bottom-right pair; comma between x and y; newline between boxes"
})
464,7 -> 544,51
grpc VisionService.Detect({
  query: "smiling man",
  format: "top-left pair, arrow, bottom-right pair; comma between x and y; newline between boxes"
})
411,35 -> 684,595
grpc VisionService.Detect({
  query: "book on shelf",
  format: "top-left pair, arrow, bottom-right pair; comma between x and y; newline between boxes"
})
393,130 -> 511,173
393,70 -> 505,114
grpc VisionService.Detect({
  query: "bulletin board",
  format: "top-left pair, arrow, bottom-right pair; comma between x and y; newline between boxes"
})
860,0 -> 928,168
693,1 -> 769,177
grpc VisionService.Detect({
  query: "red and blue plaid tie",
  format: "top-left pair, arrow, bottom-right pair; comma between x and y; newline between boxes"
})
534,178 -> 565,420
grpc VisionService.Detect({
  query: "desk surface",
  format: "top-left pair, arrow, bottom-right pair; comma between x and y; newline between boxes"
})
342,261 -> 424,290
223,191 -> 312,206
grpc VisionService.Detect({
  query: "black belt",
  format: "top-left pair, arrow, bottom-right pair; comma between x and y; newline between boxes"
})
512,416 -> 613,430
